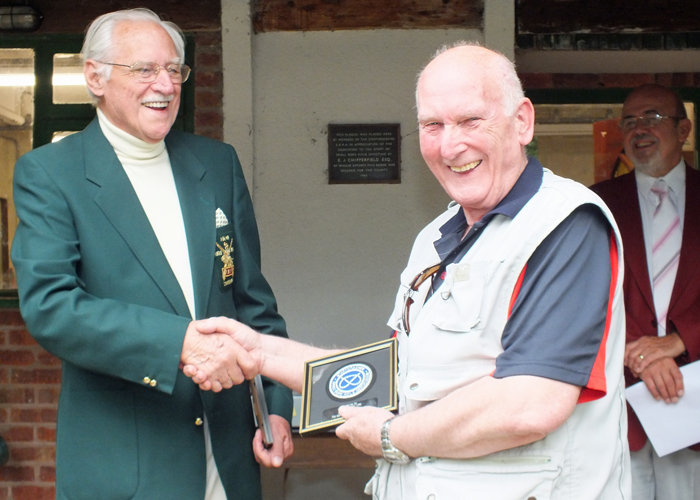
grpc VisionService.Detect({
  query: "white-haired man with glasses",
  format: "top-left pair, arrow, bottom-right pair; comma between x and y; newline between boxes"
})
186,44 -> 631,499
592,83 -> 700,500
11,8 -> 293,500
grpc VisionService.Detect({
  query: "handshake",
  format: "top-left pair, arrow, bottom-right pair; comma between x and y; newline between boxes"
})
180,317 -> 308,467
180,317 -> 393,465
180,316 -> 264,392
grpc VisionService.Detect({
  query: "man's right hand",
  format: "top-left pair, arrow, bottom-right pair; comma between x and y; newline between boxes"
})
638,356 -> 684,404
184,316 -> 326,394
180,321 -> 258,392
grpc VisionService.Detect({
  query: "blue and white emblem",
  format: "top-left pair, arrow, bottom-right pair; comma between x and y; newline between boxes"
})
328,363 -> 374,400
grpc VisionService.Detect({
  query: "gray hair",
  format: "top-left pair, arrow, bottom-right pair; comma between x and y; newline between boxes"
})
416,41 -> 525,117
81,8 -> 186,104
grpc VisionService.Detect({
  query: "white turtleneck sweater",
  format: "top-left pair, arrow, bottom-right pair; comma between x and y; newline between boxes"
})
97,108 -> 196,319
96,109 -> 226,500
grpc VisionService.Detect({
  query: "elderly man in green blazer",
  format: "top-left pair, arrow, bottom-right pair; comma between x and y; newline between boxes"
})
11,8 -> 292,500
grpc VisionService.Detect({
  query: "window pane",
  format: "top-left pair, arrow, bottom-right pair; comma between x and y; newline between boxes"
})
532,104 -> 624,186
53,53 -> 90,104
532,103 -> 695,186
0,48 -> 34,288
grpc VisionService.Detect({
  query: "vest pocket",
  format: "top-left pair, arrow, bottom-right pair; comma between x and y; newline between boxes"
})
430,262 -> 489,333
415,456 -> 560,500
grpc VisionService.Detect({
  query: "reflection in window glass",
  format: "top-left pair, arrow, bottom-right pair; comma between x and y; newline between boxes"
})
532,103 -> 696,186
0,48 -> 34,288
53,53 -> 90,104
533,104 -> 624,187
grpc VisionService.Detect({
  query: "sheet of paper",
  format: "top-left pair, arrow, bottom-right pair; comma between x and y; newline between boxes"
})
625,359 -> 700,457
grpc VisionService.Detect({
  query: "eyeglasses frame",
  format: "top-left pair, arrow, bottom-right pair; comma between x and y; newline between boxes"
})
619,112 -> 684,132
98,61 -> 191,84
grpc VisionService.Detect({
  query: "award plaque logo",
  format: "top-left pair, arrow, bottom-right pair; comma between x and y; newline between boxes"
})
327,363 -> 374,401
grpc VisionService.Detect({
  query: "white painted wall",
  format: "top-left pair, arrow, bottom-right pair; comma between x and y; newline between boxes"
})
250,29 -> 479,349
484,0 -> 515,60
221,0 -> 254,187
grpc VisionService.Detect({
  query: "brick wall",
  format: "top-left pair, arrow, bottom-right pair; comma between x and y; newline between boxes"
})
0,309 -> 60,500
194,31 -> 224,141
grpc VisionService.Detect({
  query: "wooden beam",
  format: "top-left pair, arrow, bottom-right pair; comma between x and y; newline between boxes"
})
28,0 -> 221,34
518,0 -> 700,34
286,433 -> 376,469
253,0 -> 483,33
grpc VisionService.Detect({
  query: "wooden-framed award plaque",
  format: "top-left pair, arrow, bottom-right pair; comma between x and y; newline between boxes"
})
299,338 -> 398,434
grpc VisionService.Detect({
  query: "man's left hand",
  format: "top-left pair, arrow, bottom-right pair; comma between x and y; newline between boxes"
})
625,333 -> 686,376
336,406 -> 394,457
252,415 -> 294,468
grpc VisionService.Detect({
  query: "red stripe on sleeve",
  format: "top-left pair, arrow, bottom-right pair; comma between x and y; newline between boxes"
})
577,230 -> 618,404
508,264 -> 527,317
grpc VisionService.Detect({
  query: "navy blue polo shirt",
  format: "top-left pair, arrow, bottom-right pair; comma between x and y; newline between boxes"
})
428,157 -> 612,388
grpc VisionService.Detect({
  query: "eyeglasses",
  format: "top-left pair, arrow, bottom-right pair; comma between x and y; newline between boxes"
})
99,61 -> 191,83
619,112 -> 683,132
401,263 -> 441,335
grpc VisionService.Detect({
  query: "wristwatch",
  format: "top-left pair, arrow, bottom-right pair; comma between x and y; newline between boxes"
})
381,418 -> 411,464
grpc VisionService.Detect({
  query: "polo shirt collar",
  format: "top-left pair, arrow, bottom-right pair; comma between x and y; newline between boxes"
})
434,156 -> 544,258
635,159 -> 686,203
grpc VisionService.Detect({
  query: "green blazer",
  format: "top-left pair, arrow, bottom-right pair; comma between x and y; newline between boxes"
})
11,119 -> 292,500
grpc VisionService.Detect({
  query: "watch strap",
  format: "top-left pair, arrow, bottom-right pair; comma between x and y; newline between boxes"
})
381,418 -> 411,465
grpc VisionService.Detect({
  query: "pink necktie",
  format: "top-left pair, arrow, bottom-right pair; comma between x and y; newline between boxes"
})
651,180 -> 682,337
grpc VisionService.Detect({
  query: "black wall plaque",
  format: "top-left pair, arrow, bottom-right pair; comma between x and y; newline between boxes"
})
328,124 -> 401,184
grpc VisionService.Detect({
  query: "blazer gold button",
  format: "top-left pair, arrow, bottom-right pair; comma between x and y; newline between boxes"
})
195,418 -> 203,426
149,379 -> 157,387
143,377 -> 151,385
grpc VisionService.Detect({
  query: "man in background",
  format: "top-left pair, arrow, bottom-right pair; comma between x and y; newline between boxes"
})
11,9 -> 292,500
592,83 -> 700,500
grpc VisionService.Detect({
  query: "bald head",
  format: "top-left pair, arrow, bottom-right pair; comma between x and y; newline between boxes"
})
415,43 -> 534,223
624,84 -> 687,120
417,44 -> 524,117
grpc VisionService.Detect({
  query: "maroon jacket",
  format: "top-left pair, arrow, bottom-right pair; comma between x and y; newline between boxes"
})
591,165 -> 700,452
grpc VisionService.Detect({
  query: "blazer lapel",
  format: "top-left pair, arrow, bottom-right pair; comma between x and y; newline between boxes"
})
670,165 -> 700,308
82,120 -> 191,318
612,173 -> 656,313
166,135 -> 215,320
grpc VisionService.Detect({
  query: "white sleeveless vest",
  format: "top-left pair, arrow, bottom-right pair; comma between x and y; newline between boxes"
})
374,169 -> 631,500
